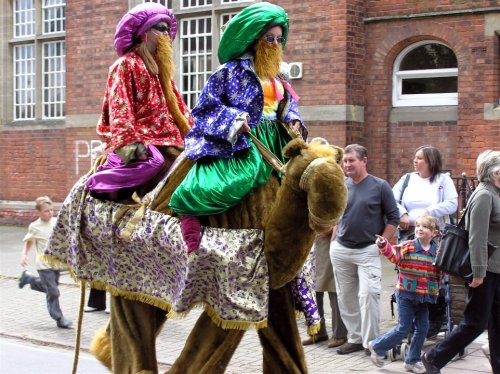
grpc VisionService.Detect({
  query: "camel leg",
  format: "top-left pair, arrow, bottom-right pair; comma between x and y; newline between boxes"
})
258,284 -> 308,374
108,295 -> 167,373
90,324 -> 112,370
168,311 -> 245,374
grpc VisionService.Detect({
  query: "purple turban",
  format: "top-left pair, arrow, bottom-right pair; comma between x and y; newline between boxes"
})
114,3 -> 177,57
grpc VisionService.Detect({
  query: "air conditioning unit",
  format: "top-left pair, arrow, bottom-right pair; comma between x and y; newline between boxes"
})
289,62 -> 303,79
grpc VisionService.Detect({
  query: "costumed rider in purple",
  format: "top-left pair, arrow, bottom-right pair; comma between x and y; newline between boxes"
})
169,2 -> 306,253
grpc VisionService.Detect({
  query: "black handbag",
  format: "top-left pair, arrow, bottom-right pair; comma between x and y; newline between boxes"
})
435,196 -> 497,283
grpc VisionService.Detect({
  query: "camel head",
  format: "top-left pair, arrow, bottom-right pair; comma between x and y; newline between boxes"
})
265,138 -> 347,289
282,138 -> 347,234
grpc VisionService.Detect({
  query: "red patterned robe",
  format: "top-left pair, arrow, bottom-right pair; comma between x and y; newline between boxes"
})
97,51 -> 192,152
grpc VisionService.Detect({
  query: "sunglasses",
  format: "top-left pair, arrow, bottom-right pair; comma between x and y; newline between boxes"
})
152,24 -> 169,33
263,35 -> 284,44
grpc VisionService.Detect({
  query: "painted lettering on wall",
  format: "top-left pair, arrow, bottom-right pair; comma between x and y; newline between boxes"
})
74,140 -> 103,175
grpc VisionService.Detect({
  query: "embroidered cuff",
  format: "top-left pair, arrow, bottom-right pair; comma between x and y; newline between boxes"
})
227,113 -> 249,145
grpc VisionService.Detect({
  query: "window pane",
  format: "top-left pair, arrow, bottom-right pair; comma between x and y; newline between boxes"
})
221,13 -> 237,36
143,0 -> 173,8
43,0 -> 66,34
42,41 -> 66,118
14,0 -> 35,37
182,0 -> 213,9
400,43 -> 457,71
180,17 -> 212,108
402,77 -> 458,95
13,44 -> 36,120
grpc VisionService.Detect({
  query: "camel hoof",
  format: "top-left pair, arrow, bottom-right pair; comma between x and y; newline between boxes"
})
90,327 -> 112,370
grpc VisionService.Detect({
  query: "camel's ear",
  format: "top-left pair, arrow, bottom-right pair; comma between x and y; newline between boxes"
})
283,138 -> 308,159
330,145 -> 344,164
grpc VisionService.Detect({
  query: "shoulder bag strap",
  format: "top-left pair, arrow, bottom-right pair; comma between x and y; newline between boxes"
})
399,173 -> 411,205
457,187 -> 480,229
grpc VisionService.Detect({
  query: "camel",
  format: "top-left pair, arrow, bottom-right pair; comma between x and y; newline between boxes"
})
44,138 -> 347,373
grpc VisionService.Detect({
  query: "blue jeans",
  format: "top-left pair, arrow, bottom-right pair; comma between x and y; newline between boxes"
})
371,295 -> 429,364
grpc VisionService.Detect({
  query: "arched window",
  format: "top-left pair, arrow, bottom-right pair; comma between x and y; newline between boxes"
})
393,41 -> 457,107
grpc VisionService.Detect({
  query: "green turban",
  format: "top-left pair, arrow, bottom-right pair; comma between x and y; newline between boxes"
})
218,2 -> 289,64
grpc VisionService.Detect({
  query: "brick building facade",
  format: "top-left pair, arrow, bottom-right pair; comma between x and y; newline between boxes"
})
1,0 -> 499,224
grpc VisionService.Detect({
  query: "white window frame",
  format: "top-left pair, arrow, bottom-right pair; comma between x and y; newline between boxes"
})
180,16 -> 212,108
42,0 -> 66,35
176,2 -> 254,107
14,0 -> 35,38
42,41 -> 66,119
220,12 -> 237,37
13,44 -> 36,121
10,0 -> 66,122
392,40 -> 458,107
181,0 -> 212,9
142,0 -> 173,8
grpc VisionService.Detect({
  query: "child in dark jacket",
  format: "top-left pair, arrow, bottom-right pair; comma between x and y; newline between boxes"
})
368,215 -> 441,374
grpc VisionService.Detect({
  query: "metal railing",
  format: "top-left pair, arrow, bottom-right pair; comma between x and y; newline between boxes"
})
448,172 -> 478,222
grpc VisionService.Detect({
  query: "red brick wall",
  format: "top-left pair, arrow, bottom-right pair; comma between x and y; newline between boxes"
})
364,11 -> 500,182
283,0 -> 366,107
1,1 -> 499,224
1,127 -> 100,202
1,1 -> 122,224
365,0 -> 500,18
66,1 -> 125,115
282,0 -> 366,147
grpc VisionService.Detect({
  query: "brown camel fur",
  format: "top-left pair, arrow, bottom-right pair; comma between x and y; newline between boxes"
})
89,138 -> 347,373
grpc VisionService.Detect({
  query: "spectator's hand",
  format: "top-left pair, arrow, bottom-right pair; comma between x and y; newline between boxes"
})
20,254 -> 28,267
238,121 -> 251,134
399,213 -> 410,230
469,277 -> 484,288
375,234 -> 387,248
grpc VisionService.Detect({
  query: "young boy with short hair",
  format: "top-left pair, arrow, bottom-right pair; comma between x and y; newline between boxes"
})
368,215 -> 441,373
19,196 -> 72,328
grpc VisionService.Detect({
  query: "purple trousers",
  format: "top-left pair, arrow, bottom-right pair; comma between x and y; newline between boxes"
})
86,145 -> 165,193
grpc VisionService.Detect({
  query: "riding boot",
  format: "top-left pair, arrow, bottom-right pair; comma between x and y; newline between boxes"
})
302,318 -> 328,345
180,215 -> 201,253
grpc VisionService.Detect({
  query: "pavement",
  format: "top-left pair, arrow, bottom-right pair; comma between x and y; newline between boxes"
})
0,224 -> 493,373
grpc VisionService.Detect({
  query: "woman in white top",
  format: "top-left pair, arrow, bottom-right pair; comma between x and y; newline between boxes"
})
393,145 -> 458,242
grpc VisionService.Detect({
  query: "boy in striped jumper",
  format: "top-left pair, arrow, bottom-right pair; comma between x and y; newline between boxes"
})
368,215 -> 441,374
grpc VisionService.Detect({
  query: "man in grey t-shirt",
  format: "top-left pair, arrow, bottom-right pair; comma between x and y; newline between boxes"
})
330,144 -> 399,355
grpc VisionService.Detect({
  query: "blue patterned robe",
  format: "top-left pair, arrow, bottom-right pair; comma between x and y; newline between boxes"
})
184,56 -> 303,160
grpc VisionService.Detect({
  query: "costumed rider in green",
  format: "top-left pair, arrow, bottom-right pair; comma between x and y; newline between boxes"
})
169,2 -> 307,253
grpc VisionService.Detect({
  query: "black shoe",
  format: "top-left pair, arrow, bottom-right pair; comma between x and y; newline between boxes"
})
18,270 -> 31,289
421,352 -> 441,374
337,342 -> 364,354
56,317 -> 73,329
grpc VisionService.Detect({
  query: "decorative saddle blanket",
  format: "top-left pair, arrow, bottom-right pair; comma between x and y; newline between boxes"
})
44,158 -> 319,332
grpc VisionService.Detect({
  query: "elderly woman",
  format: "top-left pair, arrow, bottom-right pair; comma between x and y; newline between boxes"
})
422,149 -> 500,374
393,145 -> 458,242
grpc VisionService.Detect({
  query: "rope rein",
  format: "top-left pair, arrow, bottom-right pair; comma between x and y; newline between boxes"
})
246,132 -> 285,174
